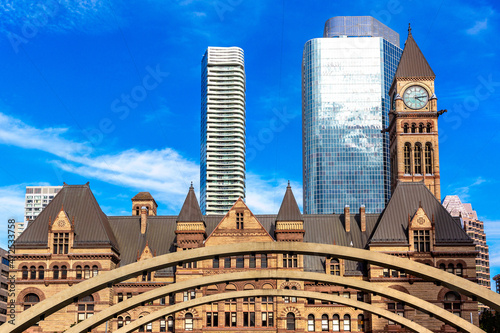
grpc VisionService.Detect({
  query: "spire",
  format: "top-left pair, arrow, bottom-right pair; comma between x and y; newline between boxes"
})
394,26 -> 435,79
177,185 -> 204,222
276,184 -> 302,222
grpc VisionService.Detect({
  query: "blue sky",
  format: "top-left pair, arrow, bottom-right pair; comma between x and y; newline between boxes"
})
0,0 -> 499,283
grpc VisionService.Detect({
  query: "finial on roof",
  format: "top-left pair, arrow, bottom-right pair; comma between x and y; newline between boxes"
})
287,180 -> 290,187
190,181 -> 193,189
419,201 -> 422,209
408,23 -> 412,36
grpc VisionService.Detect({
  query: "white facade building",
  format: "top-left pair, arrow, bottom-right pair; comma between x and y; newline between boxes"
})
24,185 -> 62,231
200,47 -> 246,215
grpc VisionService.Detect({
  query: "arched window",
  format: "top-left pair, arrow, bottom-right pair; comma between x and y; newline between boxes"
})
22,266 -> 28,280
159,317 -> 166,332
419,123 -> 424,133
329,258 -> 340,275
291,286 -> 297,303
53,265 -> 59,279
358,314 -> 365,331
447,264 -> 454,274
404,143 -> 411,174
403,123 -> 409,133
61,265 -> 67,279
76,265 -> 82,279
332,314 -> 340,331
414,143 -> 422,174
283,286 -> 290,303
427,123 -> 432,133
84,265 -> 90,279
307,314 -> 315,331
343,314 -> 351,331
125,316 -> 131,325
38,266 -> 44,280
456,263 -> 463,277
92,265 -> 98,277
167,315 -> 174,332
185,313 -> 193,331
286,313 -> 295,330
444,292 -> 461,315
77,295 -> 94,322
321,314 -> 329,331
135,206 -> 140,215
425,143 -> 433,174
439,263 -> 446,270
23,293 -> 40,310
30,266 -> 36,279
411,123 -> 416,133
117,316 -> 124,329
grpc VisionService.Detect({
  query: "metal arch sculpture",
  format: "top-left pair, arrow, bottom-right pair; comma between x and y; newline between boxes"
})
5,242 -> 499,333
113,289 -> 433,333
65,270 -> 482,333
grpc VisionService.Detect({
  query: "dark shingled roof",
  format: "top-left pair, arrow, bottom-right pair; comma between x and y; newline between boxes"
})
276,184 -> 303,222
394,29 -> 435,79
16,184 -> 119,252
177,185 -> 203,222
132,192 -> 155,200
369,182 -> 473,245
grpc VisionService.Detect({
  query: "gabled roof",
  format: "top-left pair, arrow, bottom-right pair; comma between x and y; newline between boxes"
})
176,185 -> 203,222
16,183 -> 119,252
394,27 -> 435,79
368,182 -> 472,245
276,183 -> 303,221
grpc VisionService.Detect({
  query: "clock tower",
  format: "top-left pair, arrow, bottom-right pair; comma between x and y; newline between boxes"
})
388,25 -> 444,200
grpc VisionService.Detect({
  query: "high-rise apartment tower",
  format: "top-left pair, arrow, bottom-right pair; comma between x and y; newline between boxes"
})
200,47 -> 246,215
302,16 -> 402,214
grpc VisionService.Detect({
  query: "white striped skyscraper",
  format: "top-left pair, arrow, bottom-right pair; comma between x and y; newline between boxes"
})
200,47 -> 246,215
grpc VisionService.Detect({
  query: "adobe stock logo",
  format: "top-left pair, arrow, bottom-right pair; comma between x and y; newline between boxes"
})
7,0 -> 60,53
82,65 -> 169,147
246,107 -> 298,162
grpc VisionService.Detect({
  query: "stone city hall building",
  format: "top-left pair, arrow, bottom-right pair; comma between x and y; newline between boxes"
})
11,29 -> 480,333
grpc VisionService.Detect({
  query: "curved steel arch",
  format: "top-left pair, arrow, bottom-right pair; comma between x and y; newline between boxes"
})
4,242 -> 497,333
113,289 -> 433,333
66,270 -> 482,333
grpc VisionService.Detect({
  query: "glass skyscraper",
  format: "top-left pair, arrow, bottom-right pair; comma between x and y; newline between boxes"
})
302,16 -> 402,214
201,47 -> 246,215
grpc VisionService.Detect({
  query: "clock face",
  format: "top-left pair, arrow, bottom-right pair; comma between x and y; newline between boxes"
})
403,85 -> 428,109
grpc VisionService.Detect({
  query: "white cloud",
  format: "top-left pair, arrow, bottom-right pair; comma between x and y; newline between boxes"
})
0,0 -> 119,34
55,148 -> 199,210
447,176 -> 486,202
246,173 -> 303,214
0,184 -> 28,249
0,112 -> 90,158
466,18 -> 488,35
0,112 -> 302,215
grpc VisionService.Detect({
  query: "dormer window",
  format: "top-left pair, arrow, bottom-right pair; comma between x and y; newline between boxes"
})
53,233 -> 69,254
236,212 -> 244,229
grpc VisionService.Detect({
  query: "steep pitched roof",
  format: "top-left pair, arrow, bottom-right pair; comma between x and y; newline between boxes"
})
276,183 -> 303,221
15,184 -> 119,252
394,27 -> 435,79
176,185 -> 203,222
369,182 -> 472,245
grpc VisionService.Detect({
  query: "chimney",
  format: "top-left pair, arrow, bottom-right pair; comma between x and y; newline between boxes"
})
140,206 -> 148,234
344,205 -> 350,233
360,205 -> 366,232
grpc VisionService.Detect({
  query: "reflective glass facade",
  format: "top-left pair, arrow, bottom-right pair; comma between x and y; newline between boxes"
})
302,26 -> 401,214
